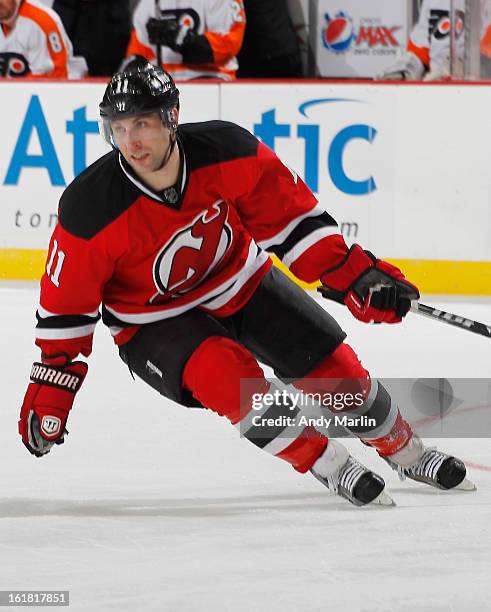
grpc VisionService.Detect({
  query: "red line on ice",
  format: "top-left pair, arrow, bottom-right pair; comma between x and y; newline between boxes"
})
464,461 -> 491,473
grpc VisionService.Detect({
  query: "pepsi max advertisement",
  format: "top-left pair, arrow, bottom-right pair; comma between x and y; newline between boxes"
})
312,1 -> 409,77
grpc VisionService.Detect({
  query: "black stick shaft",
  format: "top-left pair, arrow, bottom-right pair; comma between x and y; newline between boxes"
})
317,286 -> 490,338
155,0 -> 162,67
410,301 -> 491,339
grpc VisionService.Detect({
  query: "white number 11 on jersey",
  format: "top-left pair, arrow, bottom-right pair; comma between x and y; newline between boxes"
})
46,239 -> 66,287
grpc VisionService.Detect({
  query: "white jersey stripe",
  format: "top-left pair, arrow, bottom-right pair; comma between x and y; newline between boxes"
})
37,305 -> 100,319
35,323 -> 97,340
282,226 -> 341,268
257,204 -> 325,250
202,248 -> 269,311
104,246 -> 268,325
259,420 -> 309,457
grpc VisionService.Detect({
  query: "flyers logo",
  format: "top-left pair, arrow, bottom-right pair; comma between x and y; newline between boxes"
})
429,10 -> 464,41
150,201 -> 232,304
0,52 -> 29,77
159,8 -> 201,33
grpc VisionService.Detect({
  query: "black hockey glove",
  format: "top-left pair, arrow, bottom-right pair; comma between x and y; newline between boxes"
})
146,17 -> 182,51
146,18 -> 213,64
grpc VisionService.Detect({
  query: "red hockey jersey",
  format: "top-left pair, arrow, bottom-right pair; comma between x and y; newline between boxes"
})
36,121 -> 345,361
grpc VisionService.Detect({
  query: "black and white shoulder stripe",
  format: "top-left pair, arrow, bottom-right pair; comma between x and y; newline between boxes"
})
257,205 -> 341,266
36,306 -> 100,340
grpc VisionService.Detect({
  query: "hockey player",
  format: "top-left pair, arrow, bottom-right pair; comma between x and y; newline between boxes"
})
125,0 -> 245,80
0,0 -> 87,78
18,61 -> 474,507
377,0 -> 467,81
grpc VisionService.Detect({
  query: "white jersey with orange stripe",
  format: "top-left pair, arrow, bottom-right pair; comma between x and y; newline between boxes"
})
127,0 -> 245,81
407,0 -> 466,71
0,0 -> 87,78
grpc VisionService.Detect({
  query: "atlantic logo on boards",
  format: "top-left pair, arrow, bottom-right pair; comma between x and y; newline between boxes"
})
322,11 -> 402,56
254,98 -> 377,198
3,95 -> 100,187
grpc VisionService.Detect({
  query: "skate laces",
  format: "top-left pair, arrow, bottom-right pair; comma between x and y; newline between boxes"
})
405,448 -> 446,480
336,457 -> 367,494
391,447 -> 447,483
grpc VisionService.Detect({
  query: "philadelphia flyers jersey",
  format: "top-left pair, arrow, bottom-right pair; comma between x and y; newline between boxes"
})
127,0 -> 245,80
0,0 -> 87,78
407,0 -> 465,70
35,121 -> 343,361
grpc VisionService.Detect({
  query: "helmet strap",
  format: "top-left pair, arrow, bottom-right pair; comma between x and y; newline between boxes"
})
154,130 -> 177,172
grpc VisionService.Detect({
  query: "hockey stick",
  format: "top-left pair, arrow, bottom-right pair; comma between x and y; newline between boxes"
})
317,286 -> 491,338
410,301 -> 491,339
155,0 -> 162,67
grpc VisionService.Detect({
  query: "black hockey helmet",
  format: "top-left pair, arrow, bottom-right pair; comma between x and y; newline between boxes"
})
99,58 -> 180,147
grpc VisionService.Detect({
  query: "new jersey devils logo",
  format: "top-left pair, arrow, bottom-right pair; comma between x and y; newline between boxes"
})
150,201 -> 232,304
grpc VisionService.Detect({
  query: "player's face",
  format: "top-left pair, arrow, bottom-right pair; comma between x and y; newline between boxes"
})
111,113 -> 172,175
0,0 -> 17,22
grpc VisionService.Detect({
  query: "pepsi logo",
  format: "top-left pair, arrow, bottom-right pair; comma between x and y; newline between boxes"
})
322,12 -> 356,52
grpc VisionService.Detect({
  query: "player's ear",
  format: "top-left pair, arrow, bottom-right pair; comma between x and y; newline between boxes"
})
172,107 -> 179,125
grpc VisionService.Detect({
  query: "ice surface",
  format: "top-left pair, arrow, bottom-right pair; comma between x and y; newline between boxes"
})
1,285 -> 490,612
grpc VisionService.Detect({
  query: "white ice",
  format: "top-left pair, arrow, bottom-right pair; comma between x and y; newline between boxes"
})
1,285 -> 490,612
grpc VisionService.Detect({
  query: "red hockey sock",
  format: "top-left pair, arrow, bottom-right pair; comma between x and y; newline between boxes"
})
362,410 -> 414,457
293,342 -> 415,458
183,336 -> 329,471
276,428 -> 328,473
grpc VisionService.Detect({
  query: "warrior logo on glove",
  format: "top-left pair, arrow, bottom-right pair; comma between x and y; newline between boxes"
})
41,415 -> 62,437
19,360 -> 88,457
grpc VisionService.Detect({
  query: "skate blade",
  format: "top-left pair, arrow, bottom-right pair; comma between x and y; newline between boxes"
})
455,477 -> 477,491
372,490 -> 396,506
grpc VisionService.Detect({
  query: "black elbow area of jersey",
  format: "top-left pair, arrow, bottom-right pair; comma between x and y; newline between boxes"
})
268,212 -> 338,260
180,33 -> 214,64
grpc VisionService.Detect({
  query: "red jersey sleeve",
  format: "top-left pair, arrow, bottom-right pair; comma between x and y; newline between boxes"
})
235,141 -> 349,283
36,223 -> 115,361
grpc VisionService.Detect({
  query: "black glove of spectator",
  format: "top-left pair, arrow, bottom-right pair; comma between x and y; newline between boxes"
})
146,17 -> 182,51
146,18 -> 213,64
